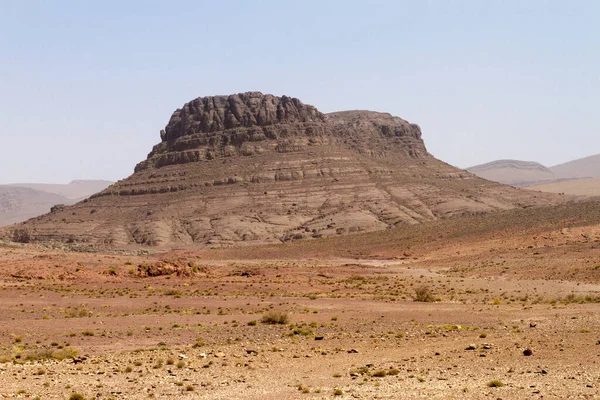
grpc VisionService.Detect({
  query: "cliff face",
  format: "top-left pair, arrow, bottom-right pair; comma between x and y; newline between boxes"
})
135,93 -> 428,173
136,93 -> 327,172
164,92 -> 325,139
325,110 -> 427,159
5,92 -> 566,249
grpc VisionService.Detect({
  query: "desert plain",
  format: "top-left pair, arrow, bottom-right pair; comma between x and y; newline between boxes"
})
1,201 -> 599,399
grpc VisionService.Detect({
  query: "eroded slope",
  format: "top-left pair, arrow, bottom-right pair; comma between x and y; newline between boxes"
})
4,92 -> 567,249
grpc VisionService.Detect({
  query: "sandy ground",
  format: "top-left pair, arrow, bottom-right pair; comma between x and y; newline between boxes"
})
0,214 -> 600,399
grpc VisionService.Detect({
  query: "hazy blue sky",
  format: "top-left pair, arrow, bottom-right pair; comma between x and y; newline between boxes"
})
1,1 -> 598,184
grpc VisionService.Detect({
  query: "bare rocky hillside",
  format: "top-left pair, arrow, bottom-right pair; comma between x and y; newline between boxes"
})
3,92 -> 568,249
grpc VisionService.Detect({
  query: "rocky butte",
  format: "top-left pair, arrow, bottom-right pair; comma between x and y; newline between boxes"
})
5,92 -> 566,249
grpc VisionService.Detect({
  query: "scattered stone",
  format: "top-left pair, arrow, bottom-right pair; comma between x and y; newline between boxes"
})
314,336 -> 324,341
465,344 -> 477,350
523,349 -> 533,356
347,349 -> 359,354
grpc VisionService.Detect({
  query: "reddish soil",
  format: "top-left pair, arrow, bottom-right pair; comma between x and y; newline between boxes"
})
1,202 -> 600,399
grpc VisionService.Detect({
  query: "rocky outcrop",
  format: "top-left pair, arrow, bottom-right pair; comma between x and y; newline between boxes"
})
164,92 -> 324,139
135,93 -> 427,172
326,110 -> 427,158
136,93 -> 327,172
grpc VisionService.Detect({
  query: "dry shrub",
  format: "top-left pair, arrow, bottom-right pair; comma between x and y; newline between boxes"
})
137,261 -> 194,277
413,285 -> 435,302
261,311 -> 289,325
11,229 -> 31,243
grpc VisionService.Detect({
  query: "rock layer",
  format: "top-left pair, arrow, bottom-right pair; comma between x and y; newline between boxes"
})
134,93 -> 425,173
5,92 -> 568,249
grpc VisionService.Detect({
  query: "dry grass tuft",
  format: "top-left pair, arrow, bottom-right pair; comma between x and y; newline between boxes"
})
261,311 -> 289,325
413,286 -> 435,302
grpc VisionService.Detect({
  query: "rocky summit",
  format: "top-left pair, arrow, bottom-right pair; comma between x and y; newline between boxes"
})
6,92 -> 566,249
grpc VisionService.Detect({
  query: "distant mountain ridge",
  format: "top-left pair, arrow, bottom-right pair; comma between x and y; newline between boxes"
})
467,153 -> 600,193
7,180 -> 114,201
466,159 -> 556,186
0,187 -> 71,226
0,180 -> 113,227
551,153 -> 600,179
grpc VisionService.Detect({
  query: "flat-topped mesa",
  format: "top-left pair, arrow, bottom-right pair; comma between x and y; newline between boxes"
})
135,92 -> 428,171
5,91 -> 569,249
